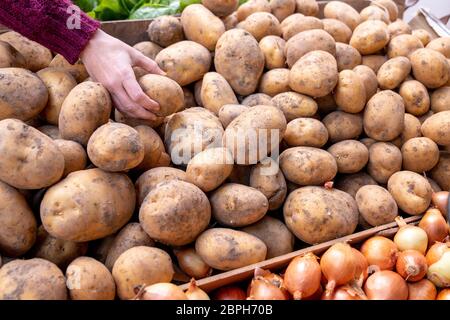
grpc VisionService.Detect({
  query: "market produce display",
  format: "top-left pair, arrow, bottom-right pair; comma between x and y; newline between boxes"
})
0,0 -> 449,301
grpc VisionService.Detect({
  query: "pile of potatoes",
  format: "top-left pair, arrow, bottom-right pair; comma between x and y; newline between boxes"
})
0,0 -> 449,300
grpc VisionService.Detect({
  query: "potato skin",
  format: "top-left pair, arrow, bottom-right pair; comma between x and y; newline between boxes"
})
38,125 -> 61,139
202,0 -> 239,17
139,180 -> 211,246
387,34 -> 423,58
259,35 -> 286,69
356,185 -> 398,227
215,29 -> 265,95
363,90 -> 405,141
49,54 -> 88,83
281,16 -> 323,41
201,72 -> 238,115
401,137 -> 439,173
399,80 -> 430,116
223,12 -> 239,30
387,171 -> 432,215
289,50 -> 338,98
258,68 -> 290,97
218,104 -> 249,128
367,142 -> 402,184
133,41 -> 162,60
362,54 -> 388,73
241,93 -> 273,106
335,43 -> 361,71
0,119 -> 64,189
147,16 -> 184,47
112,246 -> 173,300
412,29 -> 432,46
66,257 -> 115,300
350,20 -> 389,55
242,216 -> 294,259
373,0 -> 398,22
195,228 -> 267,271
431,152 -> 450,191
284,186 -> 359,244
421,111 -> 450,146
327,140 -> 369,174
53,139 -> 87,177
271,91 -> 318,121
377,57 -> 411,90
322,19 -> 352,43
410,48 -> 449,89
0,40 -> 25,68
270,0 -> 296,22
431,87 -> 450,113
334,70 -> 366,113
134,126 -> 168,172
388,19 -> 412,38
238,12 -> 282,42
323,111 -> 363,142
237,0 -> 271,21
295,0 -> 319,16
401,113 -> 422,144
426,37 -> 450,58
335,172 -> 378,198
360,5 -> 389,24
353,65 -> 378,101
284,117 -> 328,147
41,168 -> 135,242
323,1 -> 361,30
279,147 -> 337,185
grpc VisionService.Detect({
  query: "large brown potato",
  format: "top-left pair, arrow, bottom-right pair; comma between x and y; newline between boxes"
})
323,111 -> 363,142
327,140 -> 369,174
270,0 -> 296,22
401,137 -> 439,173
295,0 -> 319,16
49,54 -> 88,83
431,87 -> 450,113
323,1 -> 361,30
237,0 -> 271,21
218,104 -> 250,128
322,19 -> 352,44
350,20 -> 390,55
238,12 -> 282,41
258,68 -> 290,96
410,48 -> 449,89
202,0 -> 239,17
281,16 -> 323,40
134,125 -> 169,172
335,172 -> 378,198
53,139 -> 87,177
421,111 -> 450,146
388,19 -> 412,38
431,152 -> 450,191
353,65 -> 378,101
0,40 -> 25,68
271,91 -> 318,121
401,113 -> 422,144
147,16 -> 185,47
426,37 -> 450,58
360,5 -> 390,24
284,118 -> 328,147
367,142 -> 402,183
373,0 -> 398,21
335,43 -> 361,71
242,93 -> 273,106
377,57 -> 411,90
259,35 -> 286,69
334,69 -> 366,113
399,80 -> 430,116
412,29 -> 432,46
133,41 -> 162,60
387,34 -> 423,58
201,72 -> 238,115
356,185 -> 398,227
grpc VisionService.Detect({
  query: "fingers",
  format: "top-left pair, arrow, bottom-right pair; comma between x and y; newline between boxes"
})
122,69 -> 160,112
111,88 -> 157,121
132,51 -> 166,76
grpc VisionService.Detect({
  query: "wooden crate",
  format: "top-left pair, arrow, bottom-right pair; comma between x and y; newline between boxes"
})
178,216 -> 421,292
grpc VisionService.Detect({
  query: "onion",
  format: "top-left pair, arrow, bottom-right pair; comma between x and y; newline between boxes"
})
407,279 -> 437,300
431,191 -> 449,216
137,283 -> 187,300
427,251 -> 450,287
360,236 -> 398,271
352,248 -> 369,284
185,279 -> 210,300
248,278 -> 289,300
419,208 -> 449,246
322,285 -> 367,300
426,242 -> 450,266
437,289 -> 450,300
284,253 -> 321,300
395,250 -> 427,282
394,217 -> 428,254
213,286 -> 246,300
303,285 -> 323,300
321,243 -> 357,297
364,270 -> 408,300
174,247 -> 212,279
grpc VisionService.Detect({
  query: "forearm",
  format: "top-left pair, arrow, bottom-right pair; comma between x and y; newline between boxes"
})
0,0 -> 100,64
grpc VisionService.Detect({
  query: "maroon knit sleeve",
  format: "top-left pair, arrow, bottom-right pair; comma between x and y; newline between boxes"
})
0,0 -> 100,64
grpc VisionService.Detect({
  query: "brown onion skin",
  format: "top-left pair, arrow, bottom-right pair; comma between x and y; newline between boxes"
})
352,248 -> 369,283
432,191 -> 449,216
213,286 -> 247,300
139,283 -> 187,300
248,278 -> 289,300
419,208 -> 449,246
426,242 -> 450,266
361,236 -> 399,271
321,285 -> 367,300
407,279 -> 437,300
284,253 -> 322,300
396,250 -> 428,282
303,285 -> 323,300
185,279 -> 210,300
437,289 -> 450,300
364,271 -> 408,300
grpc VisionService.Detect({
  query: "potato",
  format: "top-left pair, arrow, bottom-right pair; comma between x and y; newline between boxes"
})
362,54 -> 388,73
388,19 -> 412,38
242,216 -> 294,258
242,93 -> 273,106
135,167 -> 187,206
53,139 -> 87,177
133,41 -> 162,60
387,34 -> 424,58
323,111 -> 363,142
418,110 -> 435,124
59,81 -> 111,146
426,37 -> 450,58
356,185 -> 398,227
323,1 -> 361,30
373,0 -> 398,21
401,113 -> 422,144
353,65 -> 378,100
181,4 -> 225,51
285,30 -> 336,67
156,41 -> 211,86
431,152 -> 450,191
349,20 -> 389,55
87,123 -> 144,172
259,35 -> 286,69
431,86 -> 450,113
139,180 -> 211,246
398,80 -> 430,116
105,223 -> 155,271
202,0 -> 239,17
322,19 -> 352,44
295,0 -> 318,16
315,94 -> 336,114
238,12 -> 282,41
360,5 -> 390,24
289,50 -> 338,97
327,140 -> 369,174
147,16 -> 184,47
0,40 -> 25,68
222,105 -> 286,164
164,108 -> 224,164
38,125 -> 61,139
377,57 -> 411,89
201,72 -> 238,115
284,117 -> 328,147
363,90 -> 405,141
411,49 -> 450,89
249,159 -> 287,210
112,246 -> 173,300
215,29 -> 265,95
259,68 -> 290,96
360,137 -> 376,149
0,258 -> 66,300
134,126 -> 169,172
401,137 -> 439,173
49,54 -> 89,83
218,104 -> 250,128
223,12 -> 239,30
0,119 -> 64,189
237,0 -> 271,21
281,16 -> 323,40
271,91 -> 318,121
387,171 -> 432,215
41,168 -> 135,242
335,172 -> 378,198
421,111 -> 450,146
0,68 -> 48,121
335,43 -> 361,71
270,0 -> 296,22
284,186 -> 358,244
0,31 -> 52,71
183,87 -> 197,109
412,29 -> 432,46
334,70 -> 366,113
195,228 -> 267,270
367,142 -> 402,183
279,147 -> 337,185
115,109 -> 164,129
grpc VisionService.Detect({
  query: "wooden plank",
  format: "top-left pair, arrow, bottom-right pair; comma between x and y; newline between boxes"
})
179,216 -> 421,292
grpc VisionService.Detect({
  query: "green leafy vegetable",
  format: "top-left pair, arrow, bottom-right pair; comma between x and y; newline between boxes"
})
74,0 -> 99,12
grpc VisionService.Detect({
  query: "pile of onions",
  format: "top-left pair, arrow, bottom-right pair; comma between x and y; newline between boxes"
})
136,283 -> 187,300
394,217 -> 428,254
174,248 -> 212,279
407,279 -> 437,300
437,289 -> 450,300
320,243 -> 357,296
431,191 -> 449,216
364,270 -> 408,300
395,250 -> 427,282
360,236 -> 398,271
426,242 -> 450,266
185,279 -> 210,300
284,253 -> 321,300
213,286 -> 246,300
248,270 -> 289,300
322,285 -> 367,300
419,208 -> 449,246
427,251 -> 450,287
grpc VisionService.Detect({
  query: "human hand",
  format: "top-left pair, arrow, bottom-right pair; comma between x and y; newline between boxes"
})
80,29 -> 164,120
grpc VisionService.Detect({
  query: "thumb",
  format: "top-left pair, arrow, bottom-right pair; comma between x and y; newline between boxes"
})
132,51 -> 166,76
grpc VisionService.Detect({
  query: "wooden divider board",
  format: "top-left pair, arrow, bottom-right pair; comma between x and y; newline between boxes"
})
178,215 -> 421,292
